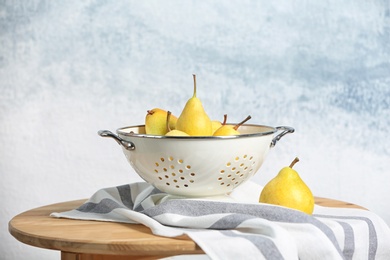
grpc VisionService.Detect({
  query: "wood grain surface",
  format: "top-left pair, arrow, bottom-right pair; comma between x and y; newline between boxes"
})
9,197 -> 366,259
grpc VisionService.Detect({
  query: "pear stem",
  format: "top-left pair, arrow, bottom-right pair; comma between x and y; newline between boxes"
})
166,111 -> 172,132
289,157 -> 300,168
233,115 -> 252,130
222,114 -> 228,125
192,74 -> 197,98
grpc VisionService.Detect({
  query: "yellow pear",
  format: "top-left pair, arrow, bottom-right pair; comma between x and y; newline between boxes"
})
145,108 -> 177,135
165,129 -> 190,136
211,114 -> 227,134
165,111 -> 189,136
259,157 -> 315,215
213,115 -> 251,136
211,121 -> 222,134
175,75 -> 212,136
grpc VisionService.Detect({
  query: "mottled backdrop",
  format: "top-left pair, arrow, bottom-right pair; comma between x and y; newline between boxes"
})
1,1 -> 389,259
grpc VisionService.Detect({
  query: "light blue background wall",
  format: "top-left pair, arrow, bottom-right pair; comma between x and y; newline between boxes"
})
1,1 -> 389,259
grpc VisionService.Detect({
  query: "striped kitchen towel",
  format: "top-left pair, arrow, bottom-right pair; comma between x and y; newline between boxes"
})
51,181 -> 390,260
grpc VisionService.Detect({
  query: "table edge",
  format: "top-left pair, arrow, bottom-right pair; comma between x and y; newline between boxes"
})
9,197 -> 366,256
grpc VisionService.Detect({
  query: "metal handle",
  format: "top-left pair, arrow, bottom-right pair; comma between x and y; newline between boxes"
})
270,126 -> 294,148
98,130 -> 135,151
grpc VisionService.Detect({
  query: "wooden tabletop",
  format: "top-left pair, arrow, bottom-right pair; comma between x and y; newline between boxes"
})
9,197 -> 366,260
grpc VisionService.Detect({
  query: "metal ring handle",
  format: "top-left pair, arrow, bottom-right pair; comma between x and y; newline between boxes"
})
98,130 -> 135,151
270,126 -> 295,148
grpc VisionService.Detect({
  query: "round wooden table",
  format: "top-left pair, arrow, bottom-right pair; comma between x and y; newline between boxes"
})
9,197 -> 365,260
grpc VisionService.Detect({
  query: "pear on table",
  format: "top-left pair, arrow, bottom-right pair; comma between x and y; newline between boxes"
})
259,157 -> 315,215
175,74 -> 213,136
145,108 -> 177,135
213,115 -> 251,136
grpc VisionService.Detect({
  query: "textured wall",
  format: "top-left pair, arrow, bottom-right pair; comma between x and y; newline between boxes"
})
1,1 -> 390,259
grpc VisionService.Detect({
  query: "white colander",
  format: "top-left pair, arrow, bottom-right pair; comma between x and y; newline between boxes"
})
98,124 -> 293,197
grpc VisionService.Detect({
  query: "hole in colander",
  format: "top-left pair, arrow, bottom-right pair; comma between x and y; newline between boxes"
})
170,165 -> 175,169
163,168 -> 167,172
178,159 -> 183,164
166,183 -> 170,185
186,165 -> 191,170
190,173 -> 195,176
155,162 -> 159,167
168,156 -> 174,161
176,185 -> 180,188
161,158 -> 165,162
190,180 -> 194,183
180,176 -> 185,180
184,184 -> 188,187
154,169 -> 158,173
172,173 -> 176,177
165,175 -> 169,178
217,154 -> 256,186
174,179 -> 178,183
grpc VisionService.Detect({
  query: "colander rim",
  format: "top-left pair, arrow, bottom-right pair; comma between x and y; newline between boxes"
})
116,124 -> 277,139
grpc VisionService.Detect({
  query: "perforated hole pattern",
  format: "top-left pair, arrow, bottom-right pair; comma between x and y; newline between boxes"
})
153,154 -> 255,190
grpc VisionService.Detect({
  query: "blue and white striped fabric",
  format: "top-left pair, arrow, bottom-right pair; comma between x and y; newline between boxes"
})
51,182 -> 390,260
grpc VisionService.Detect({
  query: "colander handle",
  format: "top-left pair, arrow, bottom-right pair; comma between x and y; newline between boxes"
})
270,126 -> 295,148
98,130 -> 135,151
